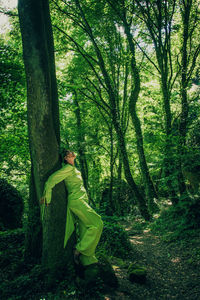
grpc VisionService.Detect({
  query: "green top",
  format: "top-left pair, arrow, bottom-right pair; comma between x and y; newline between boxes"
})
43,163 -> 87,204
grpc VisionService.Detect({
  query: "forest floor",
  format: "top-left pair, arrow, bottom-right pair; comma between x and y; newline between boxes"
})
103,220 -> 200,300
0,218 -> 200,299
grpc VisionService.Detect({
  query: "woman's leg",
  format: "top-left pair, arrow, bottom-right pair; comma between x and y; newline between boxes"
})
69,198 -> 103,266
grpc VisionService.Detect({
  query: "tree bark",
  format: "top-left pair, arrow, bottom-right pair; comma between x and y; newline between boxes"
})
18,0 -> 74,282
24,164 -> 42,263
160,74 -> 179,205
73,92 -> 90,194
112,117 -> 151,220
109,124 -> 114,214
177,0 -> 192,198
135,0 -> 179,204
116,150 -> 123,215
123,19 -> 159,213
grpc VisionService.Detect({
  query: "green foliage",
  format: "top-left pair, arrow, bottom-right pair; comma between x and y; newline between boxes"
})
186,247 -> 200,265
150,197 -> 200,241
99,177 -> 136,216
98,217 -> 133,258
0,265 -> 45,299
180,196 -> 200,229
0,228 -> 77,299
0,36 -> 29,189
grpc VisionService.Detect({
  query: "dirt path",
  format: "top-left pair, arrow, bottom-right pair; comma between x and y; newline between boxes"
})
104,226 -> 200,300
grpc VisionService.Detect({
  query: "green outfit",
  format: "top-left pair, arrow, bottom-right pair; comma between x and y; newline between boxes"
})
43,163 -> 103,266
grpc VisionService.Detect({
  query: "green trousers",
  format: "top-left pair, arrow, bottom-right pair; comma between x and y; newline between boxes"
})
69,198 -> 103,266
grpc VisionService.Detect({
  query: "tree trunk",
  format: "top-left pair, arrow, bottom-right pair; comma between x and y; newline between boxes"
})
135,0 -> 179,205
177,0 -> 191,198
160,75 -> 179,205
116,150 -> 123,215
113,117 -> 151,220
73,92 -> 90,195
109,124 -> 114,214
18,0 -> 74,282
123,21 -> 159,213
24,164 -> 42,263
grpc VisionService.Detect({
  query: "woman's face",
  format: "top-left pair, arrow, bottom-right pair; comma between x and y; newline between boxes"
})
64,152 -> 76,165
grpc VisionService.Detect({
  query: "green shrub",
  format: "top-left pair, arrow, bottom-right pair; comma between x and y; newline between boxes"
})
0,178 -> 24,230
0,264 -> 47,299
150,196 -> 200,241
183,196 -> 200,228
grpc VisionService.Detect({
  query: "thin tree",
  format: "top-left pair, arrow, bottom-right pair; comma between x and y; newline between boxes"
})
177,0 -> 200,197
106,0 -> 159,213
72,90 -> 91,199
135,0 -> 179,204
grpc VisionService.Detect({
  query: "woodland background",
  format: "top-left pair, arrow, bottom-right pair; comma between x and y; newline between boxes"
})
0,0 -> 200,299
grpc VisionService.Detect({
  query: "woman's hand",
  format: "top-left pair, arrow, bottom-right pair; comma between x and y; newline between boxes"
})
40,197 -> 50,206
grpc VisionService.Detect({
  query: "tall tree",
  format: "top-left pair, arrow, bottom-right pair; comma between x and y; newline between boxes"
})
135,0 -> 179,204
72,90 -> 91,198
18,0 -> 73,283
177,0 -> 200,197
106,0 -> 159,213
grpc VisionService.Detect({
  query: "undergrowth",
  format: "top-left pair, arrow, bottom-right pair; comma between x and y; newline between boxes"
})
150,195 -> 200,242
97,215 -> 133,259
0,215 -> 132,299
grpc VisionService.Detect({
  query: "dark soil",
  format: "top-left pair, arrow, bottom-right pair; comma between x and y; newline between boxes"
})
103,223 -> 200,300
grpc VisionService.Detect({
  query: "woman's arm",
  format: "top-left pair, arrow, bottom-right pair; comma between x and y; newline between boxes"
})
43,164 -> 73,204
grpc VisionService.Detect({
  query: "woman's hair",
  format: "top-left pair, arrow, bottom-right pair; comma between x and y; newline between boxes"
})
62,149 -> 75,164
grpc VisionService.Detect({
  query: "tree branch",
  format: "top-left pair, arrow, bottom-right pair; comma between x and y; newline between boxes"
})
0,9 -> 18,17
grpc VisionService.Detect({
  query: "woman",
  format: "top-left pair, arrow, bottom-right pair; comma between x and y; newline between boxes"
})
40,150 -> 103,267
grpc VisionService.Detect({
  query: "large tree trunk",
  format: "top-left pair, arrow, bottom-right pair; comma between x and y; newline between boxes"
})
18,0 -> 74,282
